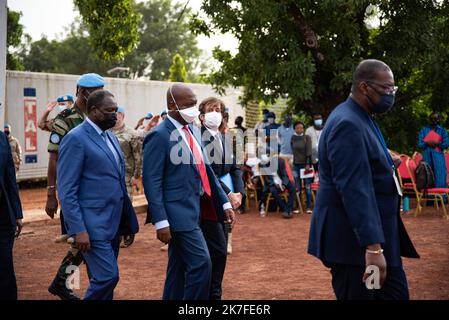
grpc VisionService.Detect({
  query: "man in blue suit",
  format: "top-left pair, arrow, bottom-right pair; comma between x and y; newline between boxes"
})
0,131 -> 23,300
308,59 -> 419,300
57,90 -> 139,300
143,83 -> 235,300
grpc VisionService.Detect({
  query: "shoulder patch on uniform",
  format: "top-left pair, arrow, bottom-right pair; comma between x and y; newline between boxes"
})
50,133 -> 61,144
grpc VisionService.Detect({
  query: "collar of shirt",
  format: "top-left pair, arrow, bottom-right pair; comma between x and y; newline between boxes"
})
206,127 -> 220,138
86,117 -> 104,136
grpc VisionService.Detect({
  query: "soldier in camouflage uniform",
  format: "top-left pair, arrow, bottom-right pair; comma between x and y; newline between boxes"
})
46,73 -> 105,300
111,106 -> 142,248
3,124 -> 22,174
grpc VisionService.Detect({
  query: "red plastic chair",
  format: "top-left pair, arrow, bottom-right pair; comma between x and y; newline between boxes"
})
412,152 -> 423,165
406,158 -> 448,219
397,155 -> 414,195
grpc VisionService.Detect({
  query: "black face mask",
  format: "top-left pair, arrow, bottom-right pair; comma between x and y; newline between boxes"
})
4,130 -> 10,136
96,110 -> 117,131
430,118 -> 440,126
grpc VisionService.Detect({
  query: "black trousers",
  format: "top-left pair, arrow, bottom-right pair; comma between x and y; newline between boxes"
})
327,263 -> 409,300
200,220 -> 227,300
0,227 -> 16,300
0,193 -> 17,300
60,210 -> 67,235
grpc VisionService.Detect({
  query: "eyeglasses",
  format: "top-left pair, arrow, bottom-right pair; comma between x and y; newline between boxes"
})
366,80 -> 398,95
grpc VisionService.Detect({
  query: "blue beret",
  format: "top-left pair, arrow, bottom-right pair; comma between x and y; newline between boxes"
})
57,94 -> 74,103
145,112 -> 153,119
4,123 -> 11,129
77,73 -> 105,88
117,106 -> 125,113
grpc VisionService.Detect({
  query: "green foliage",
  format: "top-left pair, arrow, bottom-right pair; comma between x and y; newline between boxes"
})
194,0 -> 449,154
6,8 -> 25,70
18,0 -> 203,81
168,53 -> 188,82
74,0 -> 140,61
125,0 -> 202,80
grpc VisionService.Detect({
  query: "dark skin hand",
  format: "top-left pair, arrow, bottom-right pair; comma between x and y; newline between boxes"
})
75,231 -> 91,252
224,208 -> 236,228
362,243 -> 387,288
45,152 -> 59,219
157,227 -> 172,244
15,219 -> 23,238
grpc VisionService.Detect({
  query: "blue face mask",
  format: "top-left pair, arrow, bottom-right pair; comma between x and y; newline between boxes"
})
314,119 -> 323,127
372,94 -> 395,114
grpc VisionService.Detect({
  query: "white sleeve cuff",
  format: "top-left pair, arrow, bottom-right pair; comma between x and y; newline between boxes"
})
223,202 -> 232,210
155,220 -> 169,230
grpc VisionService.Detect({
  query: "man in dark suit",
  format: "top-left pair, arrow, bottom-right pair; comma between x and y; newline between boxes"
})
0,131 -> 23,300
142,84 -> 235,300
57,90 -> 139,300
199,97 -> 244,299
308,59 -> 419,300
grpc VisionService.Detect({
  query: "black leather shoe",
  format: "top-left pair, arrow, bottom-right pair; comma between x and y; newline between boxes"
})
48,279 -> 80,300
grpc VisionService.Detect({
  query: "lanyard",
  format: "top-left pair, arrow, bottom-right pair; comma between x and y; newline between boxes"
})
367,116 -> 395,170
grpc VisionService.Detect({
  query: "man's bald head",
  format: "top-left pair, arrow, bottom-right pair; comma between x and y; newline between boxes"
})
166,83 -> 196,110
352,59 -> 392,92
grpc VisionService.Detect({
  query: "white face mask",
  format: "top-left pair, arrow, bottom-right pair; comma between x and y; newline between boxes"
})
204,111 -> 222,130
57,105 -> 67,113
169,86 -> 199,124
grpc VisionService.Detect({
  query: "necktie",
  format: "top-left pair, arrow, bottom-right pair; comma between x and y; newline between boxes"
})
101,132 -> 120,168
182,125 -> 211,196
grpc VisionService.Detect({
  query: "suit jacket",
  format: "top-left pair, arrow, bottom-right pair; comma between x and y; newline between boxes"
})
308,97 -> 419,267
142,118 -> 229,231
57,120 -> 139,241
262,156 -> 291,189
201,127 -> 245,221
0,131 -> 23,227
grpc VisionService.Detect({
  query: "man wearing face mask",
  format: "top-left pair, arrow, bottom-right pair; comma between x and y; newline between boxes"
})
418,112 -> 449,189
46,73 -> 105,300
3,125 -> 22,174
308,59 -> 419,300
38,95 -> 74,132
199,97 -> 244,298
278,113 -> 294,163
57,90 -> 139,300
142,83 -> 235,300
265,112 -> 281,153
305,113 -> 324,172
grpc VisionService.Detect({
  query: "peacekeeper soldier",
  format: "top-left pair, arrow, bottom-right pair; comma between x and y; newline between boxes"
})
38,95 -> 74,132
46,73 -> 105,300
111,106 -> 142,248
3,124 -> 22,173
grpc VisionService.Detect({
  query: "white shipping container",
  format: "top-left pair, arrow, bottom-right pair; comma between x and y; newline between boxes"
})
4,71 -> 243,181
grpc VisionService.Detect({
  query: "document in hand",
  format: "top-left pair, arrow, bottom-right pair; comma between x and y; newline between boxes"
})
423,130 -> 442,151
220,173 -> 235,192
300,168 -> 315,179
423,130 -> 442,143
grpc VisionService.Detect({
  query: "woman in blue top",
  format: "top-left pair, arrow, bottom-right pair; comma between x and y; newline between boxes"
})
418,112 -> 449,188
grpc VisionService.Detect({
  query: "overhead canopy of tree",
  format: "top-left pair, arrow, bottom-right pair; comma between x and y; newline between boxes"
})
169,53 -> 188,82
74,0 -> 140,61
193,0 -> 449,154
17,0 -> 202,81
124,0 -> 202,80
